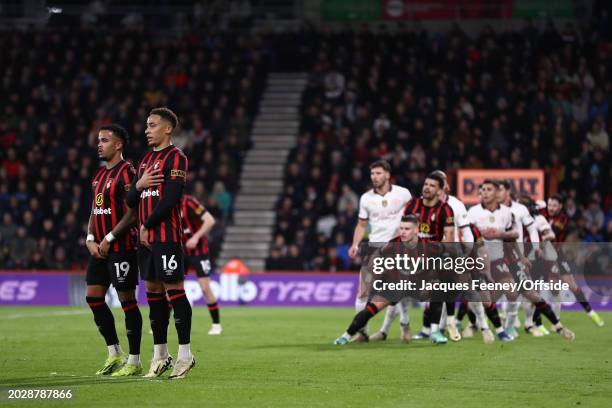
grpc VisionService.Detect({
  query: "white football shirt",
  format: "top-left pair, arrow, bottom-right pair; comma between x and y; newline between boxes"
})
446,195 -> 473,242
466,203 -> 513,260
358,185 -> 412,242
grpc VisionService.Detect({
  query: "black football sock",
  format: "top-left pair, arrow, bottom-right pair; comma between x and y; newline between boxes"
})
147,292 -> 170,344
422,305 -> 431,328
467,309 -> 477,325
445,300 -> 456,316
572,288 -> 593,312
347,303 -> 379,336
533,307 -> 542,326
168,289 -> 192,345
579,301 -> 593,313
121,299 -> 142,356
87,296 -> 119,346
535,301 -> 560,325
456,299 -> 469,321
428,302 -> 443,328
485,303 -> 503,329
207,302 -> 220,324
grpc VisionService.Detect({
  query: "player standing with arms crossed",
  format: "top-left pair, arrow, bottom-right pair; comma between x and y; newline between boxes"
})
126,108 -> 195,379
347,160 -> 412,342
85,124 -> 142,376
181,193 -> 222,335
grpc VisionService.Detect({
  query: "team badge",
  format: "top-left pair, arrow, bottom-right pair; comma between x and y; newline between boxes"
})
95,193 -> 103,207
420,223 -> 430,233
489,216 -> 495,223
382,199 -> 388,207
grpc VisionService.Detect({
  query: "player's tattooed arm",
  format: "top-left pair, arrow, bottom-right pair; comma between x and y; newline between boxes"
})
99,208 -> 137,257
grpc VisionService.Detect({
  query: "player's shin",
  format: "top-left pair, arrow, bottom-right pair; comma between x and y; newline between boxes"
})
87,296 -> 120,354
167,289 -> 193,360
120,299 -> 142,364
379,303 -> 398,335
347,303 -> 379,337
147,292 -> 170,358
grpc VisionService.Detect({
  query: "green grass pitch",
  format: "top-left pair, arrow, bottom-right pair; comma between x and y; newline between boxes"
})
1,306 -> 611,407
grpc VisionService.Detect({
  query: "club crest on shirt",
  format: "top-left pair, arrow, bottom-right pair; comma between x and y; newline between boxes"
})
489,215 -> 495,223
95,193 -> 103,207
420,223 -> 430,233
381,199 -> 388,207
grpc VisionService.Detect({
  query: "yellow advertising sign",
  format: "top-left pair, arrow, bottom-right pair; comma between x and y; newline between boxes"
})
457,169 -> 544,205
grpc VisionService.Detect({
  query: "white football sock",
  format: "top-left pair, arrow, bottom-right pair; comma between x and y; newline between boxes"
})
153,343 -> 168,360
469,302 -> 489,330
108,344 -> 122,357
127,354 -> 140,365
551,293 -> 561,319
524,302 -> 535,327
399,298 -> 410,327
380,304 -> 398,335
355,297 -> 367,312
178,344 -> 192,361
431,323 -> 439,333
355,297 -> 369,334
504,301 -> 520,330
439,305 -> 448,331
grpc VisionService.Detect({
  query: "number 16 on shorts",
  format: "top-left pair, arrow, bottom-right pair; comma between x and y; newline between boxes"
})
152,244 -> 185,282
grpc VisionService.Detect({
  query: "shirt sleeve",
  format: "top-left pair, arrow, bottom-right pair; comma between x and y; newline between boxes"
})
165,151 -> 188,184
189,196 -> 207,216
358,195 -> 368,220
441,203 -> 455,226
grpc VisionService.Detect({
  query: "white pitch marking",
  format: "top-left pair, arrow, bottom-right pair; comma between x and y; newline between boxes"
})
0,310 -> 89,319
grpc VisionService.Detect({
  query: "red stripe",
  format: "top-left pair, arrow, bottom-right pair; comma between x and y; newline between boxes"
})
91,168 -> 106,241
120,166 -> 133,251
138,152 -> 155,228
97,169 -> 114,240
146,296 -> 165,302
141,152 -> 156,242
207,304 -> 218,311
122,303 -> 139,312
109,162 -> 127,252
154,149 -> 175,243
168,291 -> 186,301
434,203 -> 444,241
87,301 -> 106,307
366,305 -> 376,315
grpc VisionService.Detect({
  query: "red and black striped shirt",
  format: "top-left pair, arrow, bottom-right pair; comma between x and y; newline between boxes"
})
181,194 -> 209,257
540,208 -> 569,242
403,197 -> 454,242
90,160 -> 137,252
136,145 -> 188,244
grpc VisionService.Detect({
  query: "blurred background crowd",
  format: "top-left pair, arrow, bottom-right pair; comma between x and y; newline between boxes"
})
0,2 -> 610,271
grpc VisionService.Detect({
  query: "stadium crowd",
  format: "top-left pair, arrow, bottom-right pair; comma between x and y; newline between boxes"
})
0,28 -> 268,269
0,20 -> 610,272
267,21 -> 611,271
